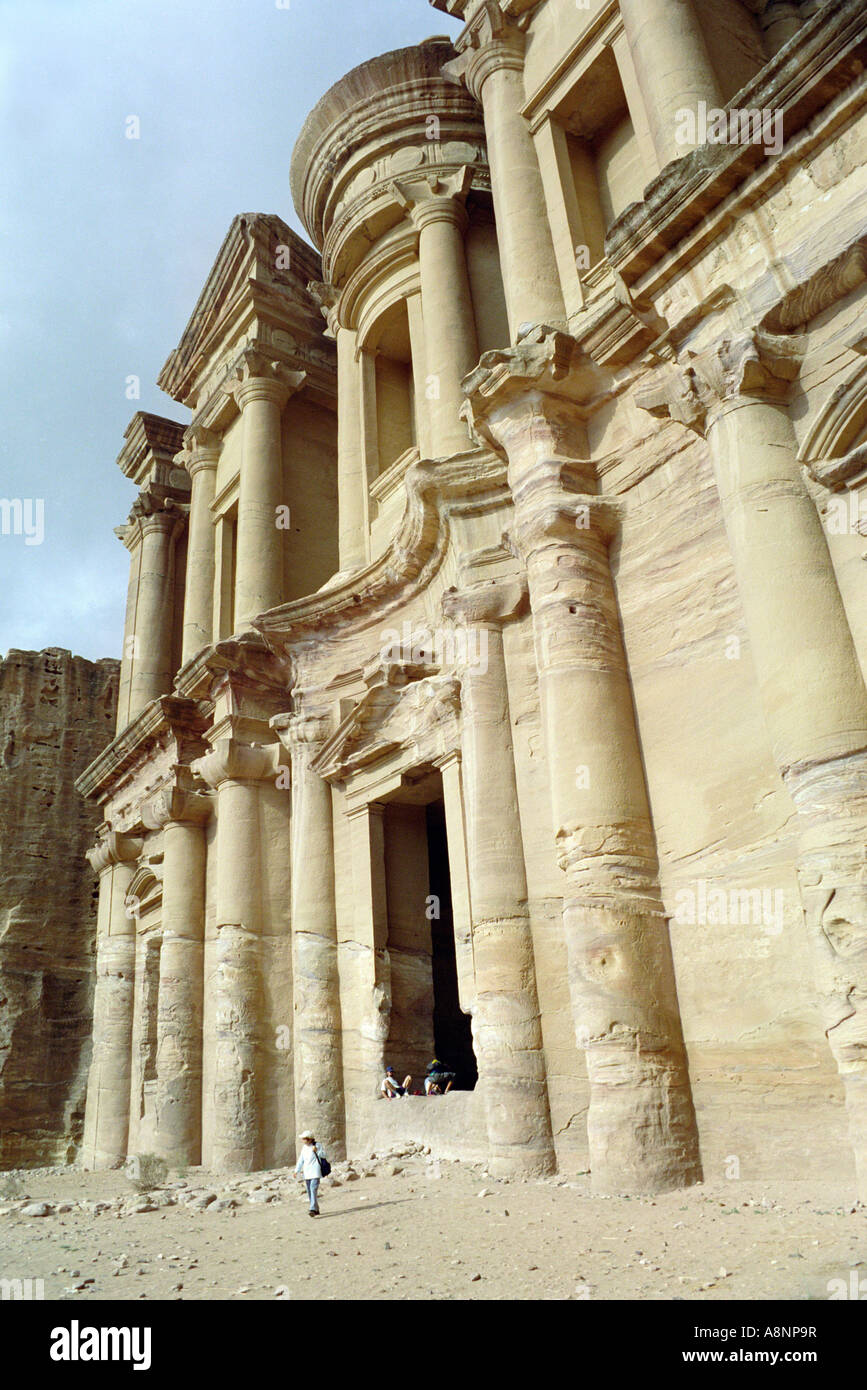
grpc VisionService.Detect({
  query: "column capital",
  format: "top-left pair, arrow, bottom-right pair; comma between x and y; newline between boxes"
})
86,829 -> 143,876
440,1 -> 529,102
142,782 -> 212,831
441,576 -> 527,627
223,345 -> 306,412
637,328 -> 806,434
271,709 -> 333,754
307,280 -> 341,339
178,423 -> 221,477
191,736 -> 280,789
393,167 -> 473,235
461,326 -> 606,456
124,493 -> 185,547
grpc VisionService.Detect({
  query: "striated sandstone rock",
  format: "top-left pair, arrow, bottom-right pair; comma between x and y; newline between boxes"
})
0,648 -> 118,1167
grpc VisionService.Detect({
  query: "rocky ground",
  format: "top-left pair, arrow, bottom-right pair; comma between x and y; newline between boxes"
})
0,1145 -> 864,1301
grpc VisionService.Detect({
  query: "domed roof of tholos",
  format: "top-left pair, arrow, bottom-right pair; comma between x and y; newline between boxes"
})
290,37 -> 463,247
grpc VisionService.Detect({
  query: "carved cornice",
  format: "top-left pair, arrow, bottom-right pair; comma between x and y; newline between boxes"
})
290,38 -> 484,271
254,447 -> 505,654
606,0 -> 867,291
806,442 -> 867,491
174,631 -> 292,704
761,237 -> 867,334
76,696 -> 211,804
431,0 -> 541,15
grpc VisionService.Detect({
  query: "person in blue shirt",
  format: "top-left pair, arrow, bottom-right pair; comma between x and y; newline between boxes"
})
294,1130 -> 328,1216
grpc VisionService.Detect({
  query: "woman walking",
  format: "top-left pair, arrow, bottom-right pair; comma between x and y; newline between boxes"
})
294,1130 -> 328,1216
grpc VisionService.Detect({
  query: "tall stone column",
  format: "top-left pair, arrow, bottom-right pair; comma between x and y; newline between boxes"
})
116,527 -> 142,733
180,426 -> 221,665
642,329 -> 867,1197
397,173 -> 479,458
336,326 -> 370,571
346,801 -> 391,1086
273,711 -> 346,1158
406,290 -> 433,459
127,504 -> 182,721
441,582 -> 556,1178
465,339 -> 702,1193
619,0 -> 723,166
445,2 -> 565,337
146,786 -> 210,1166
308,282 -> 368,572
81,832 -> 141,1170
224,347 -> 305,629
192,737 -> 277,1172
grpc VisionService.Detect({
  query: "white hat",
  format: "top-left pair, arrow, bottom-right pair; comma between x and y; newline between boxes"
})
299,1130 -> 315,1140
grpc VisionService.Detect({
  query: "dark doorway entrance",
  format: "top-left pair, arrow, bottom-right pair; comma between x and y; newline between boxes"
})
382,771 -> 477,1092
425,799 -> 477,1090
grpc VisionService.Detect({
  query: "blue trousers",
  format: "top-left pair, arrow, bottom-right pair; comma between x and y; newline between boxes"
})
305,1178 -> 320,1213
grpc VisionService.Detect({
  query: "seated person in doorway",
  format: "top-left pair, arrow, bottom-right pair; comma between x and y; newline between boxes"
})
424,1058 -> 456,1095
380,1065 -> 412,1098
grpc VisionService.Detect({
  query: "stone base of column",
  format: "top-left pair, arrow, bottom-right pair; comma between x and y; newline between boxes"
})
565,902 -> 702,1193
560,816 -> 702,1192
472,917 -> 557,1178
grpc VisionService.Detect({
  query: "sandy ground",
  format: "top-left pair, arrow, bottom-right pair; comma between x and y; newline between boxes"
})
1,1144 -> 865,1302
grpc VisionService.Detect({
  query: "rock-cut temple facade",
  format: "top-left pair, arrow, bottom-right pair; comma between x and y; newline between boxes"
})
77,0 -> 867,1196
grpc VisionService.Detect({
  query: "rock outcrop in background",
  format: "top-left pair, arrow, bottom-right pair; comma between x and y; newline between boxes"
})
0,649 -> 118,1168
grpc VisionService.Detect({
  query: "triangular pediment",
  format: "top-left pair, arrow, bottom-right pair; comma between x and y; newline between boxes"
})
313,659 -> 462,782
157,213 -> 331,409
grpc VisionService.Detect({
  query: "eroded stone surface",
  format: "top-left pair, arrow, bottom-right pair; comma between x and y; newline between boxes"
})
0,649 -> 118,1166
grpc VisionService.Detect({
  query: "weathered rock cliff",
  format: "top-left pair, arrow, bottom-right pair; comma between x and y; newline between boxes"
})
0,649 -> 118,1167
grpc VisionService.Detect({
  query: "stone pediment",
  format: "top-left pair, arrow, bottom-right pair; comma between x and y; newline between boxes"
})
75,696 -> 211,834
157,214 -> 334,413
312,659 -> 461,783
116,413 -> 189,488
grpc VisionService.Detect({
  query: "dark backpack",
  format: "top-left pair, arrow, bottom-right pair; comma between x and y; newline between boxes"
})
317,1149 -> 331,1177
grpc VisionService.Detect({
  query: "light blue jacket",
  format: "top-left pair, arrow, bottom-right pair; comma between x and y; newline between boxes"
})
295,1142 -> 326,1179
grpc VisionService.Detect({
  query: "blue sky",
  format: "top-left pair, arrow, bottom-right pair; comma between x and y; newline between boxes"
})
0,0 -> 459,660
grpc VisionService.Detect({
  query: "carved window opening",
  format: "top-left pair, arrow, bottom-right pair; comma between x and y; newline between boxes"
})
382,778 -> 476,1091
216,505 -> 238,641
368,299 -> 417,479
554,48 -> 644,253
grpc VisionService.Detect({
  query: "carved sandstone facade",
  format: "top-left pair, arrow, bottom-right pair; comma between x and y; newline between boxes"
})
78,0 -> 867,1195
